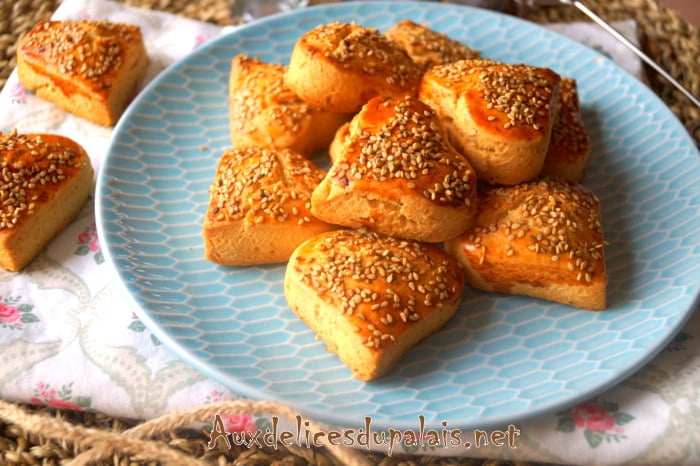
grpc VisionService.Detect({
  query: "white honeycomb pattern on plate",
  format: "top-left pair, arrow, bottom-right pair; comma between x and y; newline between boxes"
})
96,1 -> 700,431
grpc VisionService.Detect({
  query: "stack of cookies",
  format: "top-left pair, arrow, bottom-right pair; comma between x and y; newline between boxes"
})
203,19 -> 607,381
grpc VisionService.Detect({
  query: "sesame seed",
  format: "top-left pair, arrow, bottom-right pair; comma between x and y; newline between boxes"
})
430,60 -> 558,131
0,131 -> 85,230
293,229 -> 462,349
329,96 -> 474,208
309,22 -> 421,89
207,146 -> 324,225
384,20 -> 480,72
229,56 -> 316,140
549,78 -> 590,156
466,178 -> 605,285
21,20 -> 141,87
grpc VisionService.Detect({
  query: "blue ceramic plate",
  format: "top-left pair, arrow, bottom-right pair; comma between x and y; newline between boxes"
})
96,1 -> 700,431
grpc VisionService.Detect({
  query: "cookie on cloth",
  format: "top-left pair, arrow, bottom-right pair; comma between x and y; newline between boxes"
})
17,20 -> 149,126
0,131 -> 93,271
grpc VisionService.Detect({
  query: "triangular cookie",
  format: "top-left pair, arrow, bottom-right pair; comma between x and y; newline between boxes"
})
285,228 -> 465,380
445,177 -> 607,310
203,146 -> 336,265
311,95 -> 477,243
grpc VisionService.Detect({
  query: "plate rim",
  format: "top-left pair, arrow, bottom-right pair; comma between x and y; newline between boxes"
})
95,0 -> 700,432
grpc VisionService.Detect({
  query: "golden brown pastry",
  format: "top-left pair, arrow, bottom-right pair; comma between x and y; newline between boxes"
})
203,145 -> 337,266
17,20 -> 149,127
384,19 -> 480,71
284,22 -> 423,114
0,131 -> 93,271
229,55 -> 350,155
541,77 -> 591,184
285,228 -> 465,381
328,121 -> 350,164
419,59 -> 561,185
311,95 -> 478,243
444,177 -> 607,311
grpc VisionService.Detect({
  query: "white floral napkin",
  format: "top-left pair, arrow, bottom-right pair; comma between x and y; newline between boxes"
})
1,1 -> 698,464
0,0 -> 236,422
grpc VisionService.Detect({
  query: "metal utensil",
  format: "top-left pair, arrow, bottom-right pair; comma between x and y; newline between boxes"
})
561,0 -> 700,109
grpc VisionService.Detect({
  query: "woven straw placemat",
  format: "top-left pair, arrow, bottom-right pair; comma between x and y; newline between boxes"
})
0,0 -> 697,464
1,397 -> 553,465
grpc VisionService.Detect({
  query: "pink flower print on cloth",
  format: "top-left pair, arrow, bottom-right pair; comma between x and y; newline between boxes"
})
0,302 -> 20,324
29,382 -> 92,411
0,296 -> 39,330
195,34 -> 211,46
9,82 -> 33,104
556,400 -> 635,448
572,402 -> 616,431
220,413 -> 257,435
205,390 -> 263,436
75,222 -> 104,264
